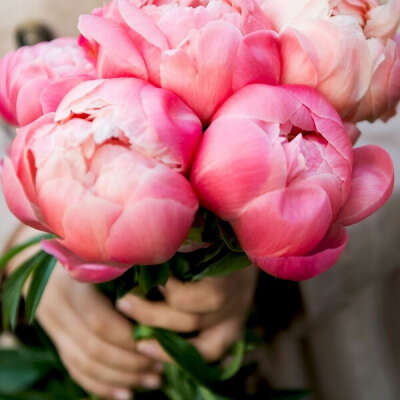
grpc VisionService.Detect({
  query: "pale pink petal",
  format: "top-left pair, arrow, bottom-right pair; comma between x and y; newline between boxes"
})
60,191 -> 123,262
42,239 -> 130,283
252,225 -> 348,281
337,145 -> 394,226
1,157 -> 48,231
365,0 -> 400,40
280,27 -> 319,88
40,76 -> 91,115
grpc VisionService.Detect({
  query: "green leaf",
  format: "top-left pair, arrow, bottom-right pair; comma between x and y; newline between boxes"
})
134,326 -> 245,387
0,347 -> 56,394
271,390 -> 311,400
0,234 -> 54,272
96,268 -> 139,301
219,340 -> 246,381
168,255 -> 192,281
134,326 -> 221,385
192,252 -> 250,281
162,363 -> 198,400
198,386 -> 229,400
2,251 -> 47,330
25,255 -> 57,323
134,264 -> 171,297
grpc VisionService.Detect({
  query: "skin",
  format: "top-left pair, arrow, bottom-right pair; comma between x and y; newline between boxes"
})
7,225 -> 258,400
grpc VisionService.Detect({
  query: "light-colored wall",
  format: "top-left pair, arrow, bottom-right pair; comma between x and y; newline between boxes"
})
0,0 -> 102,56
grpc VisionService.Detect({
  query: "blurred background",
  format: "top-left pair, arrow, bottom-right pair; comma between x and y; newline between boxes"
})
0,1 -> 399,399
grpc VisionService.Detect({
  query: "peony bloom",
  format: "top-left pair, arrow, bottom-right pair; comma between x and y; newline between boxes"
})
2,78 -> 201,283
258,0 -> 400,122
191,84 -> 394,281
78,0 -> 281,122
0,38 -> 96,127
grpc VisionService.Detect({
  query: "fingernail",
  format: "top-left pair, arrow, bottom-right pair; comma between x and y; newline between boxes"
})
113,389 -> 132,400
117,299 -> 131,313
141,375 -> 161,389
137,342 -> 158,358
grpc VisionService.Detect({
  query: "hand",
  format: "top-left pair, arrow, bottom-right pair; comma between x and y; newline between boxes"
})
117,266 -> 258,364
8,227 -> 162,400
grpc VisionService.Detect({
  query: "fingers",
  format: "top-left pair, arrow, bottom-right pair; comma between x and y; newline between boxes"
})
55,269 -> 137,351
117,295 -> 201,333
40,309 -> 162,396
191,317 -> 243,362
162,267 -> 258,314
162,276 -> 233,314
39,290 -> 155,373
136,317 -> 244,364
64,359 -> 134,400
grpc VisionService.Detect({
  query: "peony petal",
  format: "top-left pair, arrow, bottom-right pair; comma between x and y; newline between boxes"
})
1,157 -> 48,231
232,30 -> 281,90
191,117 -> 287,220
337,145 -> 394,226
280,27 -> 319,88
118,0 -> 169,50
60,190 -> 123,262
160,21 -> 241,122
78,14 -> 148,79
232,184 -> 333,258
42,239 -> 130,283
107,197 -> 196,265
251,225 -> 348,281
16,78 -> 49,126
40,76 -> 91,115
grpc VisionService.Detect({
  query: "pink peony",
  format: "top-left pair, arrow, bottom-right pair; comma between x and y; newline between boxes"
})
0,38 -> 96,127
191,84 -> 394,281
78,0 -> 281,122
2,78 -> 201,283
258,0 -> 400,122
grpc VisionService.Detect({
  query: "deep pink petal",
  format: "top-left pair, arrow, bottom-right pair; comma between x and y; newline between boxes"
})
232,184 -> 333,258
78,14 -> 148,79
118,0 -> 169,49
140,84 -> 202,172
107,197 -> 196,265
232,30 -> 281,90
191,117 -> 287,220
251,225 -> 348,281
42,239 -> 130,283
212,84 -> 304,125
337,145 -> 394,226
16,78 -> 48,126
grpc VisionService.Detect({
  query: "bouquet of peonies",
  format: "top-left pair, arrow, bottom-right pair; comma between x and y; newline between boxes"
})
0,0 -> 399,398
